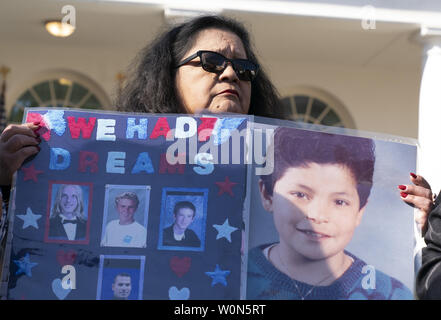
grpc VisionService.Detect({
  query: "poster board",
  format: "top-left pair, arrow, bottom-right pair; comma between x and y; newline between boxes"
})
1,108 -> 249,300
0,109 -> 418,300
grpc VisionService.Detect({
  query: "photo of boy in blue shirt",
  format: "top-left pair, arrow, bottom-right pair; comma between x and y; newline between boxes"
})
247,127 -> 414,300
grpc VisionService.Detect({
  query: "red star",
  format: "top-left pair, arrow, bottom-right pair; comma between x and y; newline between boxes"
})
215,176 -> 238,197
21,164 -> 43,182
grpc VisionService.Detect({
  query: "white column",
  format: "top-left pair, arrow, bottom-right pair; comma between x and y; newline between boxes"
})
418,27 -> 441,194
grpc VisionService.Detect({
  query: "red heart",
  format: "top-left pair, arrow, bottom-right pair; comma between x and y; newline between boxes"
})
56,250 -> 77,266
170,256 -> 191,278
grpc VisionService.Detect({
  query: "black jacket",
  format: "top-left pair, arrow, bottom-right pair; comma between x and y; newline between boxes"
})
416,194 -> 441,299
162,225 -> 201,248
48,215 -> 87,241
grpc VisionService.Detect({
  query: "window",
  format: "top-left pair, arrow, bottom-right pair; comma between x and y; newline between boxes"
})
278,87 -> 355,129
9,72 -> 110,123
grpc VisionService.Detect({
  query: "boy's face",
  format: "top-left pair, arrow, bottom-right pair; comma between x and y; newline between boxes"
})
260,163 -> 366,261
174,208 -> 195,231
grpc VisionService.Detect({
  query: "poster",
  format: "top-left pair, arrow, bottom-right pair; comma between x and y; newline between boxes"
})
2,108 -> 249,300
0,109 -> 418,300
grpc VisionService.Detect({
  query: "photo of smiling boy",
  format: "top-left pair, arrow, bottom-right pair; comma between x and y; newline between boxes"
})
101,190 -> 148,248
48,183 -> 90,242
246,127 -> 413,300
162,201 -> 201,248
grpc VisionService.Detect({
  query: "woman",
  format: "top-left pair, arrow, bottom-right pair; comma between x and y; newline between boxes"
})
0,15 -> 280,191
49,184 -> 87,241
398,173 -> 441,299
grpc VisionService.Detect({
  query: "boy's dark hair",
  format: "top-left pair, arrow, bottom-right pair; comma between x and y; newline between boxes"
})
261,127 -> 376,209
113,273 -> 131,283
173,201 -> 196,217
116,15 -> 280,117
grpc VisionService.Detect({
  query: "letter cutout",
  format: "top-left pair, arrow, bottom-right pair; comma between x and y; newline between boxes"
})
79,151 -> 99,173
198,117 -> 217,142
175,117 -> 197,139
150,117 -> 171,139
126,118 -> 148,139
159,153 -> 185,174
193,153 -> 214,175
68,117 -> 96,139
106,152 -> 126,174
50,148 -> 71,170
131,152 -> 154,174
97,119 -> 116,141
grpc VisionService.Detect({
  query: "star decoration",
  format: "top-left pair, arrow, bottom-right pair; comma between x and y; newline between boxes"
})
14,253 -> 38,277
205,264 -> 230,287
215,176 -> 238,197
213,219 -> 238,242
16,207 -> 42,229
21,164 -> 43,182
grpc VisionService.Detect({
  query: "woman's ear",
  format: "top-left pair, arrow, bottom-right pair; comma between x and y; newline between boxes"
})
258,179 -> 273,212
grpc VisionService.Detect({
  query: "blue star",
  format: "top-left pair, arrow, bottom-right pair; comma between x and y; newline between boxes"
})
16,207 -> 42,229
213,219 -> 238,242
14,253 -> 38,277
205,264 -> 230,287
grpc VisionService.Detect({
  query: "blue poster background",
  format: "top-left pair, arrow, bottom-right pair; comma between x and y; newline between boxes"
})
5,109 -> 249,300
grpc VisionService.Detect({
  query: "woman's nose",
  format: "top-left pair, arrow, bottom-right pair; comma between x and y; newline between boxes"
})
219,63 -> 239,82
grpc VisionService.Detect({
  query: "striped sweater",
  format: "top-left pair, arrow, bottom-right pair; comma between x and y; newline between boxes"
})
246,244 -> 414,300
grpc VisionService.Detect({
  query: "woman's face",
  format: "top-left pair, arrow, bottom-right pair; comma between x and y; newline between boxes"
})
175,28 -> 252,114
60,185 -> 79,214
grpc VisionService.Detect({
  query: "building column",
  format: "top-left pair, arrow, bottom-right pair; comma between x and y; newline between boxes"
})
417,27 -> 441,194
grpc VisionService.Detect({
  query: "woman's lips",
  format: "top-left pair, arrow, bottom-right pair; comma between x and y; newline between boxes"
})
219,89 -> 239,98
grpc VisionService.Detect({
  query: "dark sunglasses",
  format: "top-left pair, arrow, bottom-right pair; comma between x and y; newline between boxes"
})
176,50 -> 259,81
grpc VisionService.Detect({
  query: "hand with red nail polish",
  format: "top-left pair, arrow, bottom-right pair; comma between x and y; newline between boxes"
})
0,122 -> 42,185
399,173 -> 434,235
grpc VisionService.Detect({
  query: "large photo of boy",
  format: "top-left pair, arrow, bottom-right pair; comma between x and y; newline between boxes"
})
246,126 -> 415,300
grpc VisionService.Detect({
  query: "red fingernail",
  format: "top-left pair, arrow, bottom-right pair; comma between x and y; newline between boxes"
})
398,185 -> 406,190
33,121 -> 41,125
400,192 -> 408,198
410,173 -> 417,179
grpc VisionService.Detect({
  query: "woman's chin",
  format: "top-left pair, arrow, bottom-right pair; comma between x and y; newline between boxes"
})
208,102 -> 246,115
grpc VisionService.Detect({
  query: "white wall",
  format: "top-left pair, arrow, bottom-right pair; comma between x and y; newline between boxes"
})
2,40 -> 143,112
268,60 -> 420,138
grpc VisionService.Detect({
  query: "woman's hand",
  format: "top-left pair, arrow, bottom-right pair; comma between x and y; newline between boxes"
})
399,173 -> 435,234
0,122 -> 41,185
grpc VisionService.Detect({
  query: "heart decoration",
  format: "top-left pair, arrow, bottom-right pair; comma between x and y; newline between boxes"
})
51,279 -> 71,300
168,286 -> 190,300
170,256 -> 191,278
56,250 -> 77,266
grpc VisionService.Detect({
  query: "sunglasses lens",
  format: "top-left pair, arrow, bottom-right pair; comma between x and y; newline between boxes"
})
200,51 -> 258,81
201,52 -> 226,73
233,60 -> 258,81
